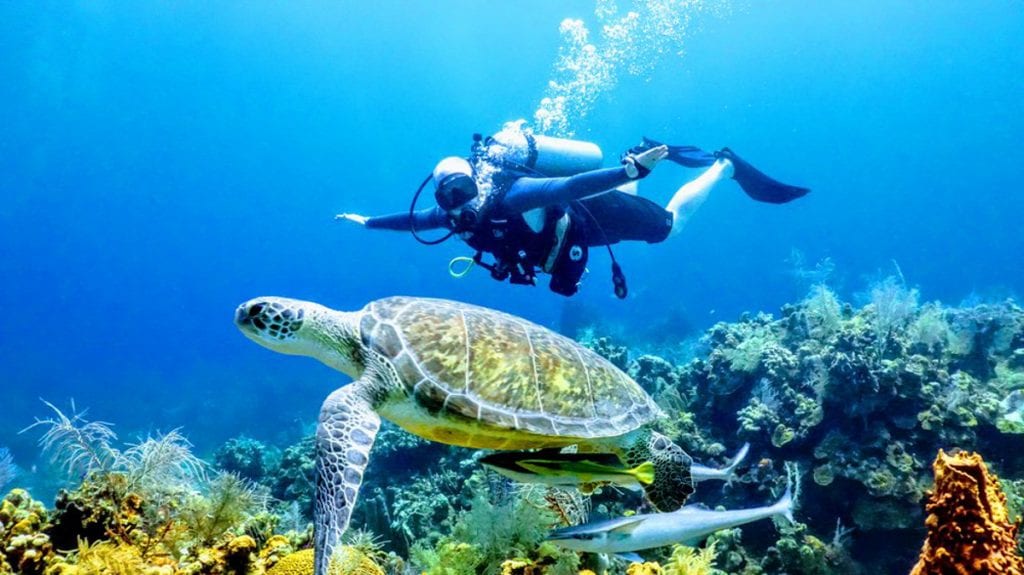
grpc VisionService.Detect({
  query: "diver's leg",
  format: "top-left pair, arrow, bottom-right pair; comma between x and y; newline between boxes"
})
575,191 -> 673,245
666,158 -> 735,236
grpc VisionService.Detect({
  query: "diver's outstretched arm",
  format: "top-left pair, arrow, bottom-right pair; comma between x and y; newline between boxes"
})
335,207 -> 449,232
499,146 -> 668,215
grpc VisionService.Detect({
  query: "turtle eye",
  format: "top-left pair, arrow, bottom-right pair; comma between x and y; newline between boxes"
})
248,303 -> 265,318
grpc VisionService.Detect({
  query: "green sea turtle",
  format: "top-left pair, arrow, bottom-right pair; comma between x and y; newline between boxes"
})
235,296 -> 693,575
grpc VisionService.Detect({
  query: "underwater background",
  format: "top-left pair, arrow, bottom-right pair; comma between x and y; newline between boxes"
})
2,2 -> 1024,574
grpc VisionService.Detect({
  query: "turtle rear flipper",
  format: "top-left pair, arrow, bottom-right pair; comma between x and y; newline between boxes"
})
314,380 -> 380,575
624,430 -> 694,511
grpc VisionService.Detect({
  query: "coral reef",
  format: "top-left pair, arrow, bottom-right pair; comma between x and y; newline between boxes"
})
581,335 -> 630,371
9,403 -> 314,575
215,437 -> 272,483
6,283 -> 1024,575
265,547 -> 383,575
700,517 -> 857,575
0,489 -> 51,575
411,470 -> 579,575
269,436 -> 316,523
662,543 -> 721,575
622,283 -> 1024,572
909,450 -> 1024,575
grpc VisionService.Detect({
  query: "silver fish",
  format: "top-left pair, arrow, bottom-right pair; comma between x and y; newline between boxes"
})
691,443 -> 750,484
547,485 -> 793,555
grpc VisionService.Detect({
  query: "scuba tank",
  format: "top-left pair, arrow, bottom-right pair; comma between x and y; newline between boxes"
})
484,120 -> 603,177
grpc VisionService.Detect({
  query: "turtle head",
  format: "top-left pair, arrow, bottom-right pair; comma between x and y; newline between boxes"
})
235,297 -> 363,377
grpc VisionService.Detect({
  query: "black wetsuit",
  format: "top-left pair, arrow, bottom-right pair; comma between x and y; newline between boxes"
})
366,165 -> 672,296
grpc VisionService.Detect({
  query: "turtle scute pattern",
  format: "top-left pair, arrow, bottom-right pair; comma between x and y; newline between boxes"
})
358,297 -> 660,438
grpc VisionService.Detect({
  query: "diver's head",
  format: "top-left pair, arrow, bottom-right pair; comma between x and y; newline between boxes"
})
433,157 -> 478,211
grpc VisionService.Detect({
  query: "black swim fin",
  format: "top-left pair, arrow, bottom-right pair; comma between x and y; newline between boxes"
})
631,137 -> 717,168
715,147 -> 810,204
632,138 -> 810,203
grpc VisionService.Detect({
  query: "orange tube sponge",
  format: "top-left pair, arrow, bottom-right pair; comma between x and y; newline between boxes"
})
910,450 -> 1024,575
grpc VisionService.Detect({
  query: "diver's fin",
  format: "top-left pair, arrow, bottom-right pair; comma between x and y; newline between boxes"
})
632,137 -> 717,168
715,148 -> 810,204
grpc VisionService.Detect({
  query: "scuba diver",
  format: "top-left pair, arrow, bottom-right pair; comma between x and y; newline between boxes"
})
336,121 -> 809,298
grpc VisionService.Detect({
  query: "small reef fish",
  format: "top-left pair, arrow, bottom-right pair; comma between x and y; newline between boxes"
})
481,443 -> 749,489
546,485 -> 793,556
481,451 -> 655,489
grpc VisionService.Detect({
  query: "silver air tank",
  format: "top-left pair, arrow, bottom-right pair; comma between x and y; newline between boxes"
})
487,125 -> 603,177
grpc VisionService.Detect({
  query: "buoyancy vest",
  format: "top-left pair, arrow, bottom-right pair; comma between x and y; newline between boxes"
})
444,131 -> 627,298
451,167 -> 581,293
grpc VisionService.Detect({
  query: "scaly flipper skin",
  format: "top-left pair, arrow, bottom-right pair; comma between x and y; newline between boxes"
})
314,380 -> 380,575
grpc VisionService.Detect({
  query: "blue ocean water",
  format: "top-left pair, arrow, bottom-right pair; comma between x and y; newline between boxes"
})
1,0 -> 1021,485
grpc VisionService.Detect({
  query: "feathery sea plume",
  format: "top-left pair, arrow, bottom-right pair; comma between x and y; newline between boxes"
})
21,399 -> 119,477
0,447 -> 16,492
182,472 -> 270,545
119,429 -> 207,495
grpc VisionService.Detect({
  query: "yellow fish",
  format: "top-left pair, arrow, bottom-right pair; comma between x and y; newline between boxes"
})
481,451 -> 654,487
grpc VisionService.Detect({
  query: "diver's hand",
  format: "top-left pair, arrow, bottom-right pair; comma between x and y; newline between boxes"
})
623,144 -> 668,179
635,144 -> 668,170
335,213 -> 369,225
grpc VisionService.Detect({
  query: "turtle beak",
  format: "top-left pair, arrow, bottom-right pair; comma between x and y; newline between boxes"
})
234,302 -> 263,334
235,304 -> 252,328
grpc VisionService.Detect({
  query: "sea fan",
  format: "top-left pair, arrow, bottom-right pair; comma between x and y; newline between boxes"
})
182,472 -> 270,545
118,428 -> 207,496
0,447 -> 16,492
21,399 -> 119,477
342,528 -> 390,564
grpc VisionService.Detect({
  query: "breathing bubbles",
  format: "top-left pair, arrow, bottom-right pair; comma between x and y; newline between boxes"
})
534,0 -> 731,137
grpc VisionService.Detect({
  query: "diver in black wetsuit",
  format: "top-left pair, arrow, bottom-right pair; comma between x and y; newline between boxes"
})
337,124 -> 809,298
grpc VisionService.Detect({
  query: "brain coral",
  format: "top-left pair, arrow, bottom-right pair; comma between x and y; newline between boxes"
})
266,548 -> 383,575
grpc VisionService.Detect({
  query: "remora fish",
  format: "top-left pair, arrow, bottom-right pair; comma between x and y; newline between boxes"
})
546,485 -> 793,555
691,443 -> 750,484
481,443 -> 749,488
481,451 -> 655,487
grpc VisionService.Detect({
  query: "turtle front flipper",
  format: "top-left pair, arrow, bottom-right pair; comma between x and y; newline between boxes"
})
314,380 -> 380,575
622,429 -> 694,511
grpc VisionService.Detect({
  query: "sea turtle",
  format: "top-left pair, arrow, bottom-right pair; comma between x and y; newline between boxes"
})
235,296 -> 693,575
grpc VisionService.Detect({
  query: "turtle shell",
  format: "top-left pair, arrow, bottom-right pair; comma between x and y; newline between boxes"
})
358,296 -> 663,439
